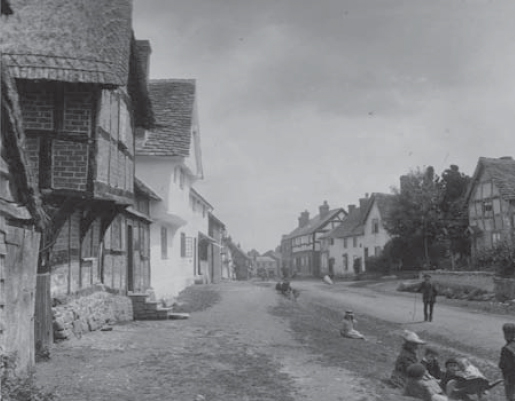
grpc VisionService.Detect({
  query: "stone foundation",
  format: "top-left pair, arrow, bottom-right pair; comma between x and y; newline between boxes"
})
52,291 -> 133,341
420,270 -> 495,292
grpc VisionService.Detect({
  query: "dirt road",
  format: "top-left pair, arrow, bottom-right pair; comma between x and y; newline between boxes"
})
34,280 -> 509,401
35,282 -> 384,401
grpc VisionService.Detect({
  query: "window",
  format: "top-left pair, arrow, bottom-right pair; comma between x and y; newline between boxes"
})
161,226 -> 168,259
375,246 -> 381,256
344,238 -> 348,248
364,247 -> 369,260
353,237 -> 357,247
343,254 -> 348,271
483,200 -> 493,214
492,232 -> 502,245
180,232 -> 186,257
329,238 -> 334,246
372,218 -> 379,234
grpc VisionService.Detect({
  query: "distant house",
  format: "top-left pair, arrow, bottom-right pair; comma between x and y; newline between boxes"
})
361,193 -> 395,267
255,256 -> 279,279
207,213 -> 226,284
320,202 -> 367,277
281,201 -> 346,277
135,74 -> 211,300
226,239 -> 252,280
466,156 -> 515,259
320,194 -> 394,277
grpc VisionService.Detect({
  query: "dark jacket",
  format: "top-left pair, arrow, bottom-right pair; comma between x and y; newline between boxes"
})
499,340 -> 515,384
418,281 -> 438,303
421,358 -> 442,380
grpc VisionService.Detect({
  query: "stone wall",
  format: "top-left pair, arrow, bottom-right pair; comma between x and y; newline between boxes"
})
52,290 -> 133,341
493,277 -> 515,301
420,270 -> 495,292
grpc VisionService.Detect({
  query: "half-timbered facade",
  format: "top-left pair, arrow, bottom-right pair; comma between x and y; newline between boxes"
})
466,157 -> 515,259
281,201 -> 346,277
0,0 -> 154,300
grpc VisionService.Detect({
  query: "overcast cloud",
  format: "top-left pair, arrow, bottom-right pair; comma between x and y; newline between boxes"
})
133,0 -> 515,252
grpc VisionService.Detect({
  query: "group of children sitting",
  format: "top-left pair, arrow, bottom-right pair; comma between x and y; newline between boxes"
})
390,330 -> 503,401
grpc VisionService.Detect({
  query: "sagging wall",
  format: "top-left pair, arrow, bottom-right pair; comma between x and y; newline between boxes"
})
2,222 -> 40,375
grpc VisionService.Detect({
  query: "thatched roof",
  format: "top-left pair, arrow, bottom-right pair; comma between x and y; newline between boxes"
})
136,79 -> 196,156
0,0 -> 132,86
1,67 -> 48,228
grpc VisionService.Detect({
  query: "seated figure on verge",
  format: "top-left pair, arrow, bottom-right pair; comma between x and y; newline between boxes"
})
390,330 -> 426,388
339,310 -> 365,339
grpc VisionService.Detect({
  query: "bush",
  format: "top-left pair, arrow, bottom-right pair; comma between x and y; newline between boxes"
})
365,255 -> 390,275
1,354 -> 55,401
476,241 -> 515,277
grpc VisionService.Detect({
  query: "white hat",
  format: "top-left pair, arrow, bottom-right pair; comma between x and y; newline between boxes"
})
402,330 -> 425,344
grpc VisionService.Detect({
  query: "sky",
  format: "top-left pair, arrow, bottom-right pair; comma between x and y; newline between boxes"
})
133,0 -> 515,253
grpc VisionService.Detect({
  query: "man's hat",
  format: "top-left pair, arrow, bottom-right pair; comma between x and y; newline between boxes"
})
402,330 -> 426,344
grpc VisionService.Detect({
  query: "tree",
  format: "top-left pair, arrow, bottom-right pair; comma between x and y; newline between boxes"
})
384,166 -> 442,267
439,165 -> 471,267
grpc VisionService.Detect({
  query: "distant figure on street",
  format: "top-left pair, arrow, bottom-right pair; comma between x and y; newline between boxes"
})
421,346 -> 442,380
417,274 -> 438,322
404,363 -> 448,401
339,310 -> 365,339
499,323 -> 515,401
390,330 -> 426,388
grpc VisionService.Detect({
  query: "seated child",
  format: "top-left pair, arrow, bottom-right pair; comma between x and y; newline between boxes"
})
390,330 -> 426,388
444,357 -> 490,401
404,363 -> 448,401
339,310 -> 365,339
421,346 -> 442,380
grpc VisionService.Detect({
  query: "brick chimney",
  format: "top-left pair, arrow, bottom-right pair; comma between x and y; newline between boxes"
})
319,201 -> 330,219
359,194 -> 369,214
298,210 -> 310,228
136,39 -> 152,84
348,204 -> 356,214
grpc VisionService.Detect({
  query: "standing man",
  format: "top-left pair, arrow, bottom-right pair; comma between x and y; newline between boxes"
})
499,323 -> 515,401
418,274 -> 438,322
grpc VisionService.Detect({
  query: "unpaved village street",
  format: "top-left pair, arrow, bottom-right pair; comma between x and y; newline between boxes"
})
35,280 -> 510,401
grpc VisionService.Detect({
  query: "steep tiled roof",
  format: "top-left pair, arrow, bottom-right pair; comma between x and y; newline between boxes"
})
0,0 -> 132,86
324,206 -> 364,239
362,193 -> 395,222
134,177 -> 161,201
467,157 -> 515,202
136,79 -> 196,157
284,209 -> 344,239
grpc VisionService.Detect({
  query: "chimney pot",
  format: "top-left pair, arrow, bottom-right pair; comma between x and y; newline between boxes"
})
319,201 -> 330,218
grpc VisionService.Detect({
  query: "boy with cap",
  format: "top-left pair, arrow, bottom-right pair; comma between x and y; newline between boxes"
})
404,363 -> 448,401
499,323 -> 515,401
421,346 -> 442,380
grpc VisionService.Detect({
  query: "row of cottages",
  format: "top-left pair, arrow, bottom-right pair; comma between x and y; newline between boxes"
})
0,0 -> 157,355
319,193 -> 395,277
134,75 -> 222,300
281,201 -> 347,277
0,0 -> 227,371
466,156 -> 515,260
